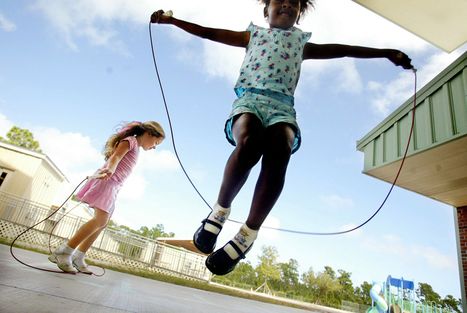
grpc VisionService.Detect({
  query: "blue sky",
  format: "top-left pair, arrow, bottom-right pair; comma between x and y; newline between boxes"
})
1,0 -> 465,299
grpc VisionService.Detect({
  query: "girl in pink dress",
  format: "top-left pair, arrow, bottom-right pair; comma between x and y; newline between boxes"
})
49,121 -> 165,274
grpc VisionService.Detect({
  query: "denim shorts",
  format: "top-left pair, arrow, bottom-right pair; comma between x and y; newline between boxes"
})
224,88 -> 301,153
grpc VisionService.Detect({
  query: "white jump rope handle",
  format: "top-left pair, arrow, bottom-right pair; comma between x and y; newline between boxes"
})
87,173 -> 106,179
162,10 -> 173,17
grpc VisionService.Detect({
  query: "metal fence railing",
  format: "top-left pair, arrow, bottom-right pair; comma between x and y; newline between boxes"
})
342,299 -> 456,313
342,300 -> 371,313
0,190 -> 211,281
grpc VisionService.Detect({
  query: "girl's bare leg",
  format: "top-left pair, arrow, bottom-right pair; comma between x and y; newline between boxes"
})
193,113 -> 264,254
49,208 -> 109,273
205,122 -> 295,275
75,220 -> 109,253
245,122 -> 295,230
67,208 -> 110,250
217,113 -> 264,208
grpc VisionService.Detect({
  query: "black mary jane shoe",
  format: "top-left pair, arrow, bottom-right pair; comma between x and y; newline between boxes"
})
193,218 -> 222,254
205,240 -> 253,275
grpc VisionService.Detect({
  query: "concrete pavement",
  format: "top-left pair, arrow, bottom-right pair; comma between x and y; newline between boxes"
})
0,244 -> 320,313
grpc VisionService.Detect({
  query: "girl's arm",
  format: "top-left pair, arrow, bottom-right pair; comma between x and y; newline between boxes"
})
151,10 -> 250,48
303,43 -> 413,69
99,140 -> 130,180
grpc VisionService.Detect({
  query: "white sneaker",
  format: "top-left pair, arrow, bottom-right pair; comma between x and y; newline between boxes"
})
48,250 -> 77,273
72,257 -> 93,275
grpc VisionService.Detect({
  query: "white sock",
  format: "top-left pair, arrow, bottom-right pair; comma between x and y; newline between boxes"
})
57,243 -> 75,255
54,244 -> 74,269
204,203 -> 231,235
72,250 -> 86,261
224,224 -> 258,259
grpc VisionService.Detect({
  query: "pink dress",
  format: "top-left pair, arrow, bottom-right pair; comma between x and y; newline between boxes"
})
75,136 -> 140,217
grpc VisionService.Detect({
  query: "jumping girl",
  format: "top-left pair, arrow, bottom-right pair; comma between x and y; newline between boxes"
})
151,0 -> 413,275
49,121 -> 165,273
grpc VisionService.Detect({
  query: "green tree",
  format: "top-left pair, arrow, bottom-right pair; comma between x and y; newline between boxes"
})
108,222 -> 175,238
232,261 -> 259,286
355,281 -> 373,305
416,282 -> 442,305
325,266 -> 336,280
256,246 -> 281,280
338,269 -> 354,301
108,220 -> 118,228
107,221 -> 175,258
280,259 -> 300,292
0,126 -> 42,152
255,245 -> 281,294
137,224 -> 174,239
441,295 -> 462,313
212,260 -> 259,288
302,266 -> 342,304
321,267 -> 352,307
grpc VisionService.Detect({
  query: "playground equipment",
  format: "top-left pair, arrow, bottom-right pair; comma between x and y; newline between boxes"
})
370,283 -> 389,313
386,276 -> 416,313
365,275 -> 455,313
366,276 -> 415,313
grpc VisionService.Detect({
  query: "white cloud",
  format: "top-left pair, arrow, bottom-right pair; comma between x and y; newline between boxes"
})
367,70 -> 416,116
420,50 -> 467,85
202,41 -> 246,83
29,0 -> 153,53
138,149 -> 179,172
28,0 -> 257,54
412,245 -> 457,271
118,149 -> 179,202
118,172 -> 147,201
111,210 -> 139,230
320,194 -> 354,211
303,0 -> 429,52
339,223 -> 363,238
28,0 -> 445,94
363,234 -> 457,271
261,215 -> 281,240
0,111 -> 14,137
33,127 -> 103,181
367,48 -> 467,117
186,163 -> 210,183
32,125 -> 179,182
0,12 -> 16,32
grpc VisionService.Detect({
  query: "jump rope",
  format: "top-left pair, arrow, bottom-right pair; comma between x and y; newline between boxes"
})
148,11 -> 418,236
9,174 -> 106,276
9,12 -> 418,275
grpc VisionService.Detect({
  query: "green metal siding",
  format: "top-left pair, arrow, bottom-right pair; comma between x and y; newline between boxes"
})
452,71 -> 467,134
357,51 -> 467,172
414,99 -> 432,151
431,85 -> 453,143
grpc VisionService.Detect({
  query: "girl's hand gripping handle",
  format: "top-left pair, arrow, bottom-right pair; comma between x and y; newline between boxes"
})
394,51 -> 417,73
151,10 -> 173,24
87,173 -> 106,179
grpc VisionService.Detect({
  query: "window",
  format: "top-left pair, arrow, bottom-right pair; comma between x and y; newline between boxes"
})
0,172 -> 7,187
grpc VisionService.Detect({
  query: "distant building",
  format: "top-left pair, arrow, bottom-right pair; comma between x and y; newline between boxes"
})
0,140 -> 92,220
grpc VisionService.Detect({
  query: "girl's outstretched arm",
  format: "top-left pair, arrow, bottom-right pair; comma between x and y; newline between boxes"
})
151,10 -> 250,48
303,43 -> 413,69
